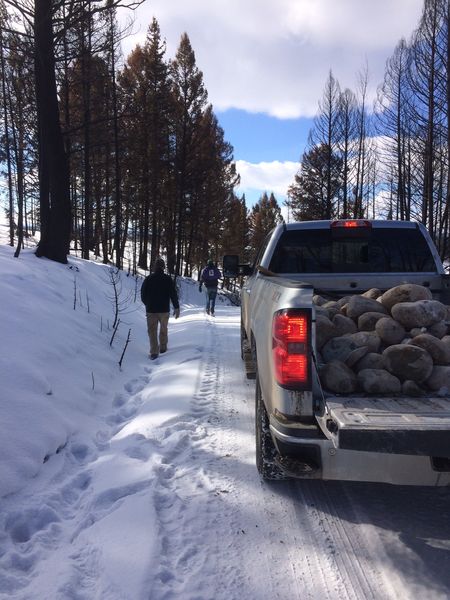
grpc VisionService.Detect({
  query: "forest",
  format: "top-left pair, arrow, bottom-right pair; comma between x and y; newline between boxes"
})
2,0 -> 450,270
0,0 -> 249,273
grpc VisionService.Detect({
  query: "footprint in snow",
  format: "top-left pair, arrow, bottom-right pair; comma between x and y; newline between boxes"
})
69,442 -> 96,465
92,481 -> 149,512
5,506 -> 60,544
58,472 -> 92,506
106,402 -> 139,425
122,434 -> 155,461
156,463 -> 176,481
177,356 -> 200,365
158,430 -> 192,462
163,421 -> 198,436
124,445 -> 151,461
124,375 -> 151,395
112,392 -> 127,408
5,552 -> 36,574
94,430 -> 110,450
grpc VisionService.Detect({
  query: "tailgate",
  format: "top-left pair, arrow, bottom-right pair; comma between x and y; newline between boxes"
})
318,396 -> 450,457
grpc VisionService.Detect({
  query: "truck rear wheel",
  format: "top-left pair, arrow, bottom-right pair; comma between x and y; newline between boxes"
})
240,320 -> 246,360
255,375 -> 287,480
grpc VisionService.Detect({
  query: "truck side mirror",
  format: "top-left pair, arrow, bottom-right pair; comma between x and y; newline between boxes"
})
223,255 -> 239,277
223,255 -> 254,277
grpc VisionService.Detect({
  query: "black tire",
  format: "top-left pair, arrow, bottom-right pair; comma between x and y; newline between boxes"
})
255,375 -> 287,480
240,319 -> 246,360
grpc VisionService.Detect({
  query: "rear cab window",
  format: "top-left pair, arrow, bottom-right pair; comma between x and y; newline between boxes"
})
268,225 -> 438,274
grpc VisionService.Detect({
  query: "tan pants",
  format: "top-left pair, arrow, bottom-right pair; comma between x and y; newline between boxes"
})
146,312 -> 170,355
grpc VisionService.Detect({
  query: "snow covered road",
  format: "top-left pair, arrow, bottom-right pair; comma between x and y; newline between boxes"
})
1,258 -> 450,599
150,308 -> 450,600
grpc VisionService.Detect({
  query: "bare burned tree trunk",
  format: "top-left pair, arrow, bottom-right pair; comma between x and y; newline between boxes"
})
337,88 -> 358,218
108,7 -> 122,269
424,18 -> 437,238
0,23 -> 15,247
442,1 -> 450,259
9,81 -> 25,258
34,0 -> 71,263
354,66 -> 369,218
307,70 -> 341,219
81,5 -> 93,260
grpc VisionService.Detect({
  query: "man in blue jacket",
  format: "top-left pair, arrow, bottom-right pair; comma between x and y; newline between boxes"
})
141,258 -> 180,359
199,260 -> 222,316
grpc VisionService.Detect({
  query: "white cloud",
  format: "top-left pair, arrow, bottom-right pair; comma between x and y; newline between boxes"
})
121,0 -> 424,118
235,160 -> 298,202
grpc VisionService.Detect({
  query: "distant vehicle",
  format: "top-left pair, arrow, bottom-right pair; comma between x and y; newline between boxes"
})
224,219 -> 450,485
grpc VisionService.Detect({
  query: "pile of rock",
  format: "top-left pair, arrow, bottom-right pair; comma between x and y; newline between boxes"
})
315,283 -> 450,396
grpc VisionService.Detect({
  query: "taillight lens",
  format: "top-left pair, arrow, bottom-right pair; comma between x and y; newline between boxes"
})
272,309 -> 311,388
331,219 -> 371,229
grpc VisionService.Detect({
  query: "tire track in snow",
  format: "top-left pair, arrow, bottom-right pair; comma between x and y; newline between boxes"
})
188,310 -> 391,600
288,480 -> 384,599
136,310 -> 450,600
149,313 -> 247,599
194,314 -> 339,600
331,482 -> 450,599
147,310 -> 353,600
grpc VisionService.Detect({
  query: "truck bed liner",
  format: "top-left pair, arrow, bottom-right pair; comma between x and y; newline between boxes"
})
323,396 -> 450,457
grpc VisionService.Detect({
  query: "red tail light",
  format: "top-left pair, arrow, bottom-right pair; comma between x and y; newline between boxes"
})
331,219 -> 371,228
272,309 -> 311,389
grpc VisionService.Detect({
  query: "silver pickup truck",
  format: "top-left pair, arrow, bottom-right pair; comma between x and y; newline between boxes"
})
224,219 -> 450,485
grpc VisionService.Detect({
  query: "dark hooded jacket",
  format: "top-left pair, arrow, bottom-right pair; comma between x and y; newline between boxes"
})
141,269 -> 179,313
200,264 -> 222,289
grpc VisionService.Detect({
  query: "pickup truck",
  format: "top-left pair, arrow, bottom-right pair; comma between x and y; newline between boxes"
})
224,219 -> 450,485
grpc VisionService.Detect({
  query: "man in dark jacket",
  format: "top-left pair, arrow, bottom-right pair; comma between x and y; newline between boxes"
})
199,259 -> 222,316
141,258 -> 180,359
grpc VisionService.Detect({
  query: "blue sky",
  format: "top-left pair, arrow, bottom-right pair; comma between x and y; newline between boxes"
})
216,110 -> 311,207
216,109 -> 310,164
121,0 -> 425,208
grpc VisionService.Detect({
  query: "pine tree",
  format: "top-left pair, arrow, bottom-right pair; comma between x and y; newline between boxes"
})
169,33 -> 208,275
118,18 -> 172,270
287,144 -> 343,221
249,192 -> 283,255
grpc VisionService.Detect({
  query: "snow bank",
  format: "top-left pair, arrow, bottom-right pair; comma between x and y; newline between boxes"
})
0,221 -> 215,500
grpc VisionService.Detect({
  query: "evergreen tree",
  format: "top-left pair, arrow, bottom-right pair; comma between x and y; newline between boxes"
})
118,18 -> 172,270
169,32 -> 208,275
1,7 -> 240,269
249,192 -> 283,255
219,194 -> 249,260
189,106 -> 240,272
287,144 -> 343,221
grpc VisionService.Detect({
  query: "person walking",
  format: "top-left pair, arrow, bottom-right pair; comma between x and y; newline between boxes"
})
141,258 -> 180,360
199,259 -> 222,316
